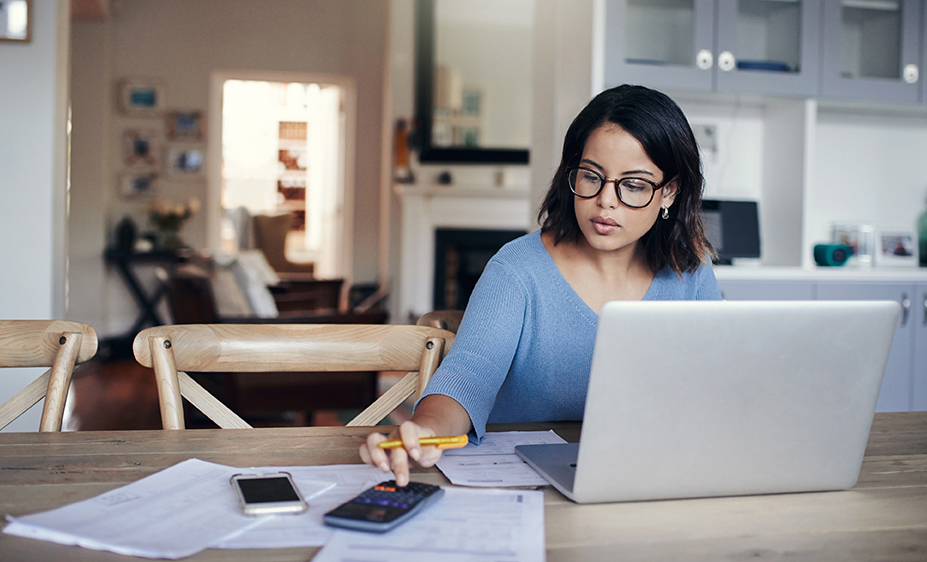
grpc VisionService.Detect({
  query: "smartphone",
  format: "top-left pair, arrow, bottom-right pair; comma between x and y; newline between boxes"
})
323,480 -> 444,533
230,472 -> 308,516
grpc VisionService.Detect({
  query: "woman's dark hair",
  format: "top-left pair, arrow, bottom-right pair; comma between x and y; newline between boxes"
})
538,84 -> 714,274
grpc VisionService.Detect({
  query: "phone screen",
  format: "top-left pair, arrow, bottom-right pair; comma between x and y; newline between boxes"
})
236,476 -> 300,504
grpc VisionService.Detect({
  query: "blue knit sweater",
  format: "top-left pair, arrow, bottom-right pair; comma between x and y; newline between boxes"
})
418,229 -> 722,441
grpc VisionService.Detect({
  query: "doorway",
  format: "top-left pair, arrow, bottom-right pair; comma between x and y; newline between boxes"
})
209,72 -> 354,279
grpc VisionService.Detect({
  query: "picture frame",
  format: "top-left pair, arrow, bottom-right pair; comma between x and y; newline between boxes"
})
122,129 -> 160,167
119,171 -> 158,199
166,111 -> 204,141
164,143 -> 205,178
0,0 -> 31,43
876,231 -> 918,267
118,79 -> 167,116
831,223 -> 875,266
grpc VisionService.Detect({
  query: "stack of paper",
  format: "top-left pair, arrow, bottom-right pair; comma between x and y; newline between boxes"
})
3,438 -> 552,561
3,458 -> 385,559
314,487 -> 545,562
435,430 -> 567,487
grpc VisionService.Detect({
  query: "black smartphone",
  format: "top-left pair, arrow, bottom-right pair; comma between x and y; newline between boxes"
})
322,480 -> 444,533
230,472 -> 308,516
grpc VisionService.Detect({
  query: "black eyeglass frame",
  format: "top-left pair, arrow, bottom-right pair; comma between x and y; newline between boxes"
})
566,166 -> 672,209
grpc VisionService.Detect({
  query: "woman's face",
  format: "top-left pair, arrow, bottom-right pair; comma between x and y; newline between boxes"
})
572,123 -> 677,255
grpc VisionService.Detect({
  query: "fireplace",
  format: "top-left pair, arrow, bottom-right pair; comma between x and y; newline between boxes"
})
395,181 -> 531,322
433,228 -> 527,310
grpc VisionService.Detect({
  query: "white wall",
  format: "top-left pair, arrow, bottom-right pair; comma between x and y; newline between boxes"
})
809,110 -> 927,258
68,0 -> 389,337
0,0 -> 70,432
69,19 -> 110,333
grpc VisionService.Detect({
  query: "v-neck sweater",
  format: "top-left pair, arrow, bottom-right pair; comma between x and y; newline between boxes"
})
418,229 -> 722,441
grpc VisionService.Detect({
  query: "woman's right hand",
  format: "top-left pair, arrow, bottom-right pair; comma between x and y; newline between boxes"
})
359,420 -> 445,487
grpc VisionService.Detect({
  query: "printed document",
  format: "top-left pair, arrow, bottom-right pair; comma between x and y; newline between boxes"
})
2,458 -> 385,558
4,459 -> 260,559
436,430 -> 567,487
313,487 -> 546,562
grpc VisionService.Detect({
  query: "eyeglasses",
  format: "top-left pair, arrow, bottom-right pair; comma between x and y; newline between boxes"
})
566,167 -> 669,209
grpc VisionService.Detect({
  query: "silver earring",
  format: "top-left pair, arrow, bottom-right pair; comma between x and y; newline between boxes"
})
661,206 -> 669,219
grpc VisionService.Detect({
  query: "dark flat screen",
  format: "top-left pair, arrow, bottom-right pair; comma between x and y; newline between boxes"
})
237,477 -> 300,504
701,200 -> 760,263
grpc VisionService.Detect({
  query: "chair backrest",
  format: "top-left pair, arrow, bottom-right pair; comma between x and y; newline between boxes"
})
132,323 -> 455,429
0,320 -> 98,431
252,213 -> 314,274
159,266 -> 223,324
417,310 -> 464,334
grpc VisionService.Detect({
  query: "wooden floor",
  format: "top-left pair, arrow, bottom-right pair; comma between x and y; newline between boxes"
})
67,360 -> 409,431
69,359 -> 162,431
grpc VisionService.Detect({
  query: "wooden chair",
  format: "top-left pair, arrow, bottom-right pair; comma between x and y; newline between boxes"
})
252,213 -> 315,275
155,266 -> 390,426
0,321 -> 98,431
417,310 -> 464,334
132,324 -> 455,429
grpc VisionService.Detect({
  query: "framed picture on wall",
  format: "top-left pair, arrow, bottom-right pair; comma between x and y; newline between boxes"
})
122,129 -> 160,167
119,171 -> 158,199
166,111 -> 204,141
164,143 -> 205,178
876,231 -> 917,267
118,79 -> 167,116
0,0 -> 31,43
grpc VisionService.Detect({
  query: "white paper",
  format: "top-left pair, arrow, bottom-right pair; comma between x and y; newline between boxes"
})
3,459 -> 258,559
436,430 -> 567,487
2,459 -> 378,558
313,487 -> 546,562
215,464 -> 391,549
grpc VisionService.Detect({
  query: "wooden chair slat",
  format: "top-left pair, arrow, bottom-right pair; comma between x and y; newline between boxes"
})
0,321 -> 98,432
177,372 -> 252,429
133,324 -> 455,429
0,369 -> 51,430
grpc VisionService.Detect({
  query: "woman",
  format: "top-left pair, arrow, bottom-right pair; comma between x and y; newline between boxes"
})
361,84 -> 722,485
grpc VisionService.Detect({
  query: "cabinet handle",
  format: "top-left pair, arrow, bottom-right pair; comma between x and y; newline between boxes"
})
922,293 -> 927,326
696,49 -> 713,70
903,64 -> 918,85
901,293 -> 911,326
718,51 -> 735,72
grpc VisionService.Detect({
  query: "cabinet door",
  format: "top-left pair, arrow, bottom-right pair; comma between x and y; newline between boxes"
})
820,0 -> 921,104
817,282 -> 914,412
716,279 -> 815,300
604,0 -> 715,91
913,285 -> 927,410
715,0 -> 821,96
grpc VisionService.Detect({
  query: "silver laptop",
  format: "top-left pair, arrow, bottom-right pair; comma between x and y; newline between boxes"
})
515,300 -> 899,504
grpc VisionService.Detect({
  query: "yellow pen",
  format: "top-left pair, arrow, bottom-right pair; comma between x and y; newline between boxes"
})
377,434 -> 468,450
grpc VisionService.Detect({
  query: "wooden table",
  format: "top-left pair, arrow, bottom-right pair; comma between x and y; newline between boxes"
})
1,413 -> 925,561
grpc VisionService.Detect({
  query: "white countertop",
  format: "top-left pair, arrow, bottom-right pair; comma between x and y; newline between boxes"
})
713,265 -> 927,282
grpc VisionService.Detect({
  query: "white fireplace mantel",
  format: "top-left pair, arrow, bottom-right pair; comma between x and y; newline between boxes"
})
397,183 -> 533,322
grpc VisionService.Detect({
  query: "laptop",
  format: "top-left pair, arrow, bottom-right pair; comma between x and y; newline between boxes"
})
514,300 -> 900,504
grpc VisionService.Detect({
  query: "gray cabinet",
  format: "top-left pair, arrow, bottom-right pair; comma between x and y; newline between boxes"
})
605,0 -> 715,92
820,0 -> 923,104
717,278 -> 815,300
913,287 -> 927,410
717,275 -> 926,412
604,0 -> 821,97
816,282 -> 915,413
715,0 -> 821,96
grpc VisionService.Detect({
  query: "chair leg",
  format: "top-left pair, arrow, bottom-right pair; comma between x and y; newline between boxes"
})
148,335 -> 185,430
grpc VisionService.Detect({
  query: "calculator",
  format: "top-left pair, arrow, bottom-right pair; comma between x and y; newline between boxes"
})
322,480 -> 445,533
